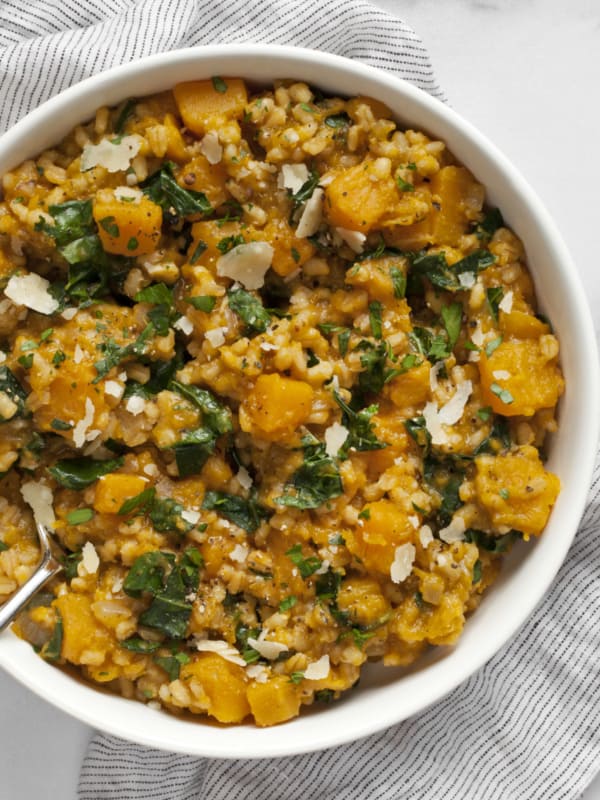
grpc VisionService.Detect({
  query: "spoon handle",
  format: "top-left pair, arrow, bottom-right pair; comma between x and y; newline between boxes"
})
0,547 -> 63,633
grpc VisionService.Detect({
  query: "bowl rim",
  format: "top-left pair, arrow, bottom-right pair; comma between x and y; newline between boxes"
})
0,42 -> 597,758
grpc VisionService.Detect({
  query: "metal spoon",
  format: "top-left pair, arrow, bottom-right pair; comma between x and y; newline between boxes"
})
0,523 -> 64,633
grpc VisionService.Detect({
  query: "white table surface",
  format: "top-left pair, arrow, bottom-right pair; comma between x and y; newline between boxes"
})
1,0 -> 599,797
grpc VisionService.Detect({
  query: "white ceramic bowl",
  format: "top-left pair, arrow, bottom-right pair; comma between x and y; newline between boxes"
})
0,44 -> 597,758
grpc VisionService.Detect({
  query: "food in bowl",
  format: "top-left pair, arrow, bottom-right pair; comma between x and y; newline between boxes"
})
0,76 -> 563,727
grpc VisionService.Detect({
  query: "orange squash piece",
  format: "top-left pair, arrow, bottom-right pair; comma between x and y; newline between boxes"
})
247,675 -> 302,727
93,473 -> 149,514
180,654 -> 250,724
325,161 -> 398,232
239,373 -> 314,439
474,445 -> 560,536
93,193 -> 162,257
173,79 -> 248,136
345,499 -> 414,574
478,339 -> 564,417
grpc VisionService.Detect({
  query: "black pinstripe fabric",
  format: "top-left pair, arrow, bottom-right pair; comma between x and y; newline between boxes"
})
0,1 -> 597,797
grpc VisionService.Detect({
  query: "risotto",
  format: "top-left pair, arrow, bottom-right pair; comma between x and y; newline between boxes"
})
0,77 -> 563,726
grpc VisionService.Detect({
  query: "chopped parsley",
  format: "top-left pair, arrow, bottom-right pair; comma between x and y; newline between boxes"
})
48,456 -> 124,490
490,382 -> 514,405
227,288 -> 271,333
285,543 -> 322,579
202,490 -> 271,533
66,508 -> 94,525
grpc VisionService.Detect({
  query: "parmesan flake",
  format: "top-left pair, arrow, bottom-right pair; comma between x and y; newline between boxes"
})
439,516 -> 466,543
205,327 -> 227,347
236,466 -> 253,490
247,633 -> 288,661
458,271 -> 476,289
195,639 -> 246,667
199,131 -> 223,165
429,361 -> 444,392
216,242 -> 274,290
174,315 -> 194,336
73,344 -> 84,364
104,380 -> 124,399
423,401 -> 449,445
295,187 -> 324,238
419,525 -> 434,548
279,163 -> 309,194
5,273 -> 59,315
73,398 -> 95,448
499,290 -> 513,314
390,543 -> 416,584
80,541 -> 100,575
61,307 -> 78,320
21,481 -> 55,529
114,185 -> 142,203
126,396 -> 146,416
304,654 -> 330,681
80,135 -> 142,173
181,509 -> 201,525
438,380 -> 473,425
246,664 -> 269,683
335,227 -> 366,254
230,544 -> 249,563
324,422 -> 349,458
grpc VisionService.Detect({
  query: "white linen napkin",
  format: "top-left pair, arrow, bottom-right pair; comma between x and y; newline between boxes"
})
0,2 -> 598,798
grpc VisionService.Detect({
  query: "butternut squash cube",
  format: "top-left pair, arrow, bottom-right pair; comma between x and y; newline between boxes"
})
474,445 -> 560,536
325,161 -> 398,232
239,373 -> 314,439
337,577 -> 390,627
345,499 -> 414,574
500,310 -> 549,340
178,154 -> 229,209
173,79 -> 248,136
93,193 -> 162,256
264,218 -> 315,277
180,654 -> 249,724
247,675 -> 302,727
93,473 -> 149,514
479,339 -> 564,416
54,594 -> 111,664
428,166 -> 484,246
388,361 -> 431,410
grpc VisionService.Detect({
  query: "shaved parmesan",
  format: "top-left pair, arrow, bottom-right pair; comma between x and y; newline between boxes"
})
324,422 -> 349,458
81,135 -> 141,173
73,398 -> 95,448
390,543 -> 416,584
295,187 -> 324,238
174,315 -> 194,336
439,516 -> 466,543
419,525 -> 434,548
5,273 -> 59,315
335,227 -> 366,254
21,481 -> 55,529
236,466 -> 253,490
199,131 -> 223,165
126,396 -> 146,416
230,544 -> 249,563
458,271 -> 476,289
471,324 -> 485,348
423,401 -> 448,445
429,361 -> 444,392
499,290 -> 513,313
195,639 -> 246,667
279,163 -> 309,193
493,370 -> 511,380
73,344 -> 84,364
205,327 -> 227,347
80,541 -> 100,575
438,380 -> 472,425
246,664 -> 269,683
304,654 -> 330,681
216,241 -> 274,290
181,509 -> 201,525
61,307 -> 78,320
248,633 -> 288,661
104,380 -> 124,399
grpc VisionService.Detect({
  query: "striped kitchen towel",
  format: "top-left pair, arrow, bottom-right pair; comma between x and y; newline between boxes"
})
0,1 -> 598,799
